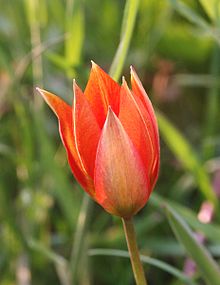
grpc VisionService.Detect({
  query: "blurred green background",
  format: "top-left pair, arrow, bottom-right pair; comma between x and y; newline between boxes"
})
1,0 -> 220,284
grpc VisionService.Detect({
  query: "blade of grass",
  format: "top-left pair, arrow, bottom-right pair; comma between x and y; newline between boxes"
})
24,0 -> 43,108
202,44 -> 220,160
69,194 -> 93,284
88,248 -> 197,285
166,204 -> 220,285
151,193 -> 220,243
33,112 -> 79,228
169,0 -> 220,46
109,0 -> 140,81
199,0 -> 220,22
157,112 -> 217,207
65,0 -> 84,77
28,238 -> 70,285
0,181 -> 26,249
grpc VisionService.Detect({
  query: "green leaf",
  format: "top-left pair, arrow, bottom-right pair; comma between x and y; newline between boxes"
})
28,238 -> 67,267
109,0 -> 140,81
199,0 -> 220,22
88,248 -> 196,285
65,1 -> 84,69
157,112 -> 217,206
33,112 -> 80,228
28,239 -> 70,285
166,205 -> 220,285
151,193 -> 220,243
46,52 -> 70,70
168,0 -> 220,46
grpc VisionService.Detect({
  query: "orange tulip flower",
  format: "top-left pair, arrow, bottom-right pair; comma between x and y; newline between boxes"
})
37,62 -> 159,218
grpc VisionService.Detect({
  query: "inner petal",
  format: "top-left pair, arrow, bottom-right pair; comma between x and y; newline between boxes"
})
130,68 -> 160,187
130,67 -> 160,152
73,82 -> 101,180
84,62 -> 121,127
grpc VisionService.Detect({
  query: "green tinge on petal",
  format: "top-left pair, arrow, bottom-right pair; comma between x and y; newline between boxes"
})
94,108 -> 149,218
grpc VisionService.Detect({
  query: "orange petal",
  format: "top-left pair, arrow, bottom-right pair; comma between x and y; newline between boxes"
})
84,62 -> 120,127
119,79 -> 156,189
94,108 -> 149,218
73,81 -> 101,181
130,68 -> 160,187
131,67 -> 159,141
36,88 -> 91,192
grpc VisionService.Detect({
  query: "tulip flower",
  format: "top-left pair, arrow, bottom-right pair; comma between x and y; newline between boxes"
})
37,62 -> 159,219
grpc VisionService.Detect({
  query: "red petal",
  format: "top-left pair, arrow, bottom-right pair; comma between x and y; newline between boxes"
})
130,68 -> 160,187
94,108 -> 149,218
84,62 -> 121,127
130,67 -> 159,142
119,80 -> 157,190
36,88 -> 92,193
73,81 -> 101,181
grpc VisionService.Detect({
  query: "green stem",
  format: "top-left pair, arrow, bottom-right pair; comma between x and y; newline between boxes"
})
202,43 -> 220,160
70,193 -> 92,284
25,0 -> 43,109
109,0 -> 140,81
122,218 -> 147,285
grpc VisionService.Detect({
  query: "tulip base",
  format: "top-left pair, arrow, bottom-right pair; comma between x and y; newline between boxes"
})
122,218 -> 147,285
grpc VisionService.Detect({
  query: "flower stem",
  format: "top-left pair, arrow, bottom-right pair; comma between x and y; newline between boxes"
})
122,218 -> 148,285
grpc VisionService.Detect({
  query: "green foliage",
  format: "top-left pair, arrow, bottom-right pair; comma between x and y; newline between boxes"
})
157,112 -> 217,206
199,0 -> 220,21
1,0 -> 220,284
166,205 -> 220,285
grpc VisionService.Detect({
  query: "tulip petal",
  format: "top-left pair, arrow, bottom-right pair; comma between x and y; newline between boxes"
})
73,81 -> 101,180
94,108 -> 149,218
130,67 -> 159,145
119,79 -> 157,190
84,62 -> 120,127
130,68 -> 160,187
36,88 -> 91,192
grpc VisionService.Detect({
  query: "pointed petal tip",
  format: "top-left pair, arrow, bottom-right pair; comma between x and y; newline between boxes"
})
105,106 -> 120,128
106,105 -> 114,118
90,61 -> 106,74
73,79 -> 79,91
122,76 -> 126,84
35,87 -> 50,102
90,60 -> 103,75
36,87 -> 44,95
91,60 -> 97,68
121,77 -> 132,95
121,76 -> 128,87
73,80 -> 84,105
130,65 -> 137,79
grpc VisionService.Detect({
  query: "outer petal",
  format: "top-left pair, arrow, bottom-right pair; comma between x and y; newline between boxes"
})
84,62 -> 121,127
94,108 -> 149,218
130,68 -> 160,188
119,79 -> 155,190
36,88 -> 91,192
73,81 -> 101,183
